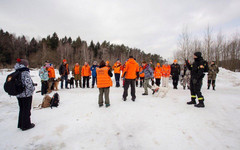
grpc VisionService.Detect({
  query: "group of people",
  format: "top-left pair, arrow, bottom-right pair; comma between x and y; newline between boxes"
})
13,51 -> 219,131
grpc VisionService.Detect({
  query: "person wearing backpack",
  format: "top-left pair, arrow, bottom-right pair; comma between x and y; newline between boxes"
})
185,52 -> 206,108
15,59 -> 35,131
39,63 -> 49,95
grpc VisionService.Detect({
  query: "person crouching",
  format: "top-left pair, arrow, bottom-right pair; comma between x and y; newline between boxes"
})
96,60 -> 113,107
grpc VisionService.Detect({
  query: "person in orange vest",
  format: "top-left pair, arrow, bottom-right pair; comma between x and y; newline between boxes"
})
139,63 -> 145,87
161,63 -> 171,88
90,61 -> 98,88
72,63 -> 82,88
81,62 -> 91,88
106,60 -> 112,72
96,60 -> 113,107
47,63 -> 56,92
112,59 -> 122,87
122,56 -> 139,101
59,59 -> 70,89
154,63 -> 162,86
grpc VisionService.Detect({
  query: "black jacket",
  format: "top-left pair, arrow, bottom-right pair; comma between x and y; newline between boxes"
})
170,63 -> 180,77
186,57 -> 205,81
59,63 -> 69,76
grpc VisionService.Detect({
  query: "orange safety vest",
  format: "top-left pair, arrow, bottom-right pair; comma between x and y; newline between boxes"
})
139,66 -> 145,78
48,67 -> 56,78
162,65 -> 171,77
154,66 -> 162,79
74,65 -> 80,75
96,66 -> 113,88
113,62 -> 121,74
81,65 -> 91,77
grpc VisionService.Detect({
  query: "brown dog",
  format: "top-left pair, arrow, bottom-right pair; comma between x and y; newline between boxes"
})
54,77 -> 61,90
41,95 -> 52,108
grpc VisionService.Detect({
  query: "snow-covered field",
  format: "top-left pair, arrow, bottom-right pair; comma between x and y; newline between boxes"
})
0,68 -> 240,150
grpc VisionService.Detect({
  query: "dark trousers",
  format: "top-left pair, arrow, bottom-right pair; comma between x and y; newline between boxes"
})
92,76 -> 97,86
190,79 -> 204,101
61,75 -> 68,88
208,80 -> 216,87
75,79 -> 82,88
136,78 -> 139,87
83,76 -> 90,88
17,96 -> 32,129
41,81 -> 48,95
115,73 -> 120,87
140,77 -> 144,87
123,79 -> 136,100
172,76 -> 179,88
155,78 -> 161,86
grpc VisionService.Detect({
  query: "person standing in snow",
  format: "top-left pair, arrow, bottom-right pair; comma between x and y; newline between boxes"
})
161,63 -> 171,88
139,64 -> 145,87
91,61 -> 98,88
182,64 -> 191,90
15,59 -> 35,131
112,59 -> 122,87
47,63 -> 55,92
122,56 -> 139,101
149,61 -> 155,85
140,61 -> 154,95
154,63 -> 162,86
59,59 -> 70,89
72,63 -> 82,88
207,61 -> 219,90
170,59 -> 181,89
39,62 -> 49,95
96,60 -> 113,107
186,52 -> 206,108
81,62 -> 91,88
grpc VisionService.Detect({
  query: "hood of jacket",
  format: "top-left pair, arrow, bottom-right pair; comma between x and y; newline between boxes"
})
14,63 -> 29,71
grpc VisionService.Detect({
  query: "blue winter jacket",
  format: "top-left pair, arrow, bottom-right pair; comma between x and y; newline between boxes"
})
39,66 -> 49,81
91,65 -> 98,77
140,64 -> 154,79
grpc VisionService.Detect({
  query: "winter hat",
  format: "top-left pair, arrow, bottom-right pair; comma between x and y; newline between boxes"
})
157,63 -> 160,66
106,61 -> 109,64
63,59 -> 67,63
194,52 -> 202,58
174,59 -> 178,63
17,58 -> 29,67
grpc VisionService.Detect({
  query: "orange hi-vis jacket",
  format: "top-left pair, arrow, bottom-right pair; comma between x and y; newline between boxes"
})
154,66 -> 162,79
96,66 -> 113,88
162,65 -> 171,77
123,58 -> 139,79
81,65 -> 91,77
139,66 -> 145,78
48,66 -> 56,78
74,65 -> 80,75
113,62 -> 122,74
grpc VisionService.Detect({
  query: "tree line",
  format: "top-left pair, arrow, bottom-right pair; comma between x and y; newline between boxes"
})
174,26 -> 240,72
0,29 -> 165,69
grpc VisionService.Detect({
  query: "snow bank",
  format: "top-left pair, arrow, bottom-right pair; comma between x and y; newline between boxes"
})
0,68 -> 239,150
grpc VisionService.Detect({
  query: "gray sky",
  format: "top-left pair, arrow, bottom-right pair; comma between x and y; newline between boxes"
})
0,0 -> 240,59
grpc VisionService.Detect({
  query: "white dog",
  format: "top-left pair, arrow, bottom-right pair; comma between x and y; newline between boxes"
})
152,77 -> 170,98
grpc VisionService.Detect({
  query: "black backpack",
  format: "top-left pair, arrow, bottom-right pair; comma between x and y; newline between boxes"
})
202,60 -> 209,73
50,93 -> 59,108
4,70 -> 25,96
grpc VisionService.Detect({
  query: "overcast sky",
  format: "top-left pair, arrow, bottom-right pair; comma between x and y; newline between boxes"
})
0,0 -> 240,59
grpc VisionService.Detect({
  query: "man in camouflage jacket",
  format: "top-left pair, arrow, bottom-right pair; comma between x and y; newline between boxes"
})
207,61 -> 219,90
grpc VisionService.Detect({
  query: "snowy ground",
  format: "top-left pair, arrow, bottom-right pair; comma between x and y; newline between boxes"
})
0,68 -> 240,150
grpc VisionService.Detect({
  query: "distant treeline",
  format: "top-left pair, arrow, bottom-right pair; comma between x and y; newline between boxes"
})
0,29 -> 165,69
174,26 -> 240,72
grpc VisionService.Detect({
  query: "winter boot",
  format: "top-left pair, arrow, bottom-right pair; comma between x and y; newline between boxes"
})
183,86 -> 186,90
194,101 -> 205,108
106,104 -> 110,107
213,86 -> 215,90
142,93 -> 148,95
207,85 -> 210,90
187,99 -> 196,105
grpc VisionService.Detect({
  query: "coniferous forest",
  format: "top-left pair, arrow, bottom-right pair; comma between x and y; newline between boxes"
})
0,29 -> 165,69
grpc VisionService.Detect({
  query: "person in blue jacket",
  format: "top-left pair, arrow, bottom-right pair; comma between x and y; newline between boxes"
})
91,61 -> 99,88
